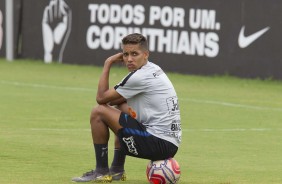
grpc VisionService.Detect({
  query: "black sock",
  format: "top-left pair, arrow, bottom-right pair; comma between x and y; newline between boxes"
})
110,148 -> 126,172
94,144 -> 109,171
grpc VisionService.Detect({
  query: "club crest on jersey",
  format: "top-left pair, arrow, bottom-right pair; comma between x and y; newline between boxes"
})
152,69 -> 164,78
123,136 -> 138,155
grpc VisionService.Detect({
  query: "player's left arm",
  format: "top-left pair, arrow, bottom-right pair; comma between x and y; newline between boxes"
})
109,96 -> 126,106
96,87 -> 122,105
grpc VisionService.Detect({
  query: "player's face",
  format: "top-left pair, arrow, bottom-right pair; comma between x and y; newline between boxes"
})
122,44 -> 149,72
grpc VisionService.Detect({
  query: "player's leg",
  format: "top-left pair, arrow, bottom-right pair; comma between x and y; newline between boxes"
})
89,104 -> 123,170
72,104 -> 123,183
91,103 -> 128,181
90,104 -> 123,137
108,135 -> 126,181
89,105 -> 120,144
109,103 -> 128,181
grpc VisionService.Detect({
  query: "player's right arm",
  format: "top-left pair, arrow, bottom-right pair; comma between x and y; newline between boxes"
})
96,53 -> 124,105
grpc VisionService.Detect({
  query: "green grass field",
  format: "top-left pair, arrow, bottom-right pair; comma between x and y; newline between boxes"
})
1,59 -> 282,184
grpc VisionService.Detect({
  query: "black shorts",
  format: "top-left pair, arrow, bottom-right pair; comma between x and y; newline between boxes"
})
117,112 -> 178,161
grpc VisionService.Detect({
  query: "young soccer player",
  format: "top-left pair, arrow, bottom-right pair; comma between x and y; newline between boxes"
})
72,33 -> 182,182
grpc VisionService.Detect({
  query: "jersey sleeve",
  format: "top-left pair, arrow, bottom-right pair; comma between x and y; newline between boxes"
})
114,70 -> 146,99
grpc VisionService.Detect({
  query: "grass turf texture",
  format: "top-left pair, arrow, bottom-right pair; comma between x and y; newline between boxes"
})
0,59 -> 282,184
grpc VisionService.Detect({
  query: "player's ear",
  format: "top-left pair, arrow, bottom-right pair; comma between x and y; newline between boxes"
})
144,50 -> 149,60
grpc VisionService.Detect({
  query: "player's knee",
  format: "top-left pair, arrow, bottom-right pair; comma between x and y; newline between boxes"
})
90,104 -> 107,124
90,106 -> 100,124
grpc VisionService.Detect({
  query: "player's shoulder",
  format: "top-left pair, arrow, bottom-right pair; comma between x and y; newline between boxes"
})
137,61 -> 162,76
126,62 -> 164,83
143,61 -> 160,70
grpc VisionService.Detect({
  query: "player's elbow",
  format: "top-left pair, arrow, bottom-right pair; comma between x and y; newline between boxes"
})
96,96 -> 108,105
96,97 -> 104,105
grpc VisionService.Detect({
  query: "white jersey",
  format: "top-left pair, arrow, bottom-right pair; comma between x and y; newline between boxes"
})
115,61 -> 181,147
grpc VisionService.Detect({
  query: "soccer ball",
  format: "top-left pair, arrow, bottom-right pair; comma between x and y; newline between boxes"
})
146,158 -> 181,184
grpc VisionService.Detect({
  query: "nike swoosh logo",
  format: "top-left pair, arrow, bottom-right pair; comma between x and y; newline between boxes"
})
238,26 -> 270,48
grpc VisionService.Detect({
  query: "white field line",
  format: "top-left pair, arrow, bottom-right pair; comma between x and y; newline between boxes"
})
29,128 -> 282,132
1,80 -> 282,112
180,98 -> 282,112
0,80 -> 95,92
182,128 -> 282,132
30,128 -> 90,132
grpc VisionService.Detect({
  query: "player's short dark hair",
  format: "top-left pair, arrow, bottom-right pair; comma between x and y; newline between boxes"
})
122,33 -> 148,51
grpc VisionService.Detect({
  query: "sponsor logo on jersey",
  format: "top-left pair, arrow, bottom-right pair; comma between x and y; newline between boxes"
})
171,120 -> 181,131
